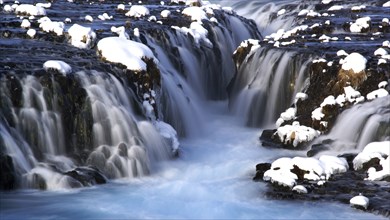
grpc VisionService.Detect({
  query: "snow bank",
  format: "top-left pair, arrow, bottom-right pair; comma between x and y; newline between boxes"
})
97,37 -> 157,71
263,155 -> 348,188
126,5 -> 149,18
350,194 -> 369,209
340,53 -> 366,73
182,6 -> 207,22
68,24 -> 96,49
43,60 -> 72,75
15,4 -> 46,16
275,121 -> 320,147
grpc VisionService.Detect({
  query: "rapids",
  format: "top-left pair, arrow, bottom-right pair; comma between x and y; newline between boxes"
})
0,102 -> 384,219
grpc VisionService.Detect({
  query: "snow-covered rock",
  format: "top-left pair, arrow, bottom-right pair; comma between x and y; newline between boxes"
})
374,48 -> 388,56
366,89 -> 389,100
182,6 -> 207,22
344,86 -> 364,104
85,15 -> 93,22
161,10 -> 171,18
21,19 -> 31,28
350,17 -> 371,33
328,5 -> 343,11
67,24 -> 96,49
353,141 -> 390,170
39,19 -> 65,36
15,4 -> 46,16
97,37 -> 157,71
340,52 -> 367,73
292,185 -> 308,194
351,5 -> 366,11
350,194 -> 369,209
111,26 -> 129,39
26,28 -> 36,38
275,122 -> 320,147
264,155 -> 348,188
43,60 -> 72,75
126,5 -> 150,18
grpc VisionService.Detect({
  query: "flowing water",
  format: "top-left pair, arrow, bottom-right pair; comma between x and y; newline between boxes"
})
0,0 -> 388,219
0,101 -> 384,219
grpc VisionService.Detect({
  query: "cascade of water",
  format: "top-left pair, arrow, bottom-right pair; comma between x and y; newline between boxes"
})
311,97 -> 390,155
228,47 -> 311,127
221,0 -> 311,36
77,71 -> 173,178
0,71 -> 176,189
140,16 -> 259,136
18,76 -> 66,156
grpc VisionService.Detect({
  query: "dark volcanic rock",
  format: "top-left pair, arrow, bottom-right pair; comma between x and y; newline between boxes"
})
64,166 -> 107,187
253,162 -> 271,181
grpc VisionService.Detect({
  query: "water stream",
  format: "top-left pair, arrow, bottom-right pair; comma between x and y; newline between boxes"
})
0,101 -> 383,219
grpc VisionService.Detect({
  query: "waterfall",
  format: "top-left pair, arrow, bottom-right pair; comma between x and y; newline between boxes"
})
139,15 -> 260,136
0,72 -> 175,190
221,0 -> 312,36
228,47 -> 311,127
310,97 -> 390,155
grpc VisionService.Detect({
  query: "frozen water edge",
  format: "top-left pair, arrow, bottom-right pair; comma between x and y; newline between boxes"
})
0,102 -> 384,219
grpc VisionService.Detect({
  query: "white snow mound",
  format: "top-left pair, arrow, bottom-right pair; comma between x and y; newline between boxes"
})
43,60 -> 72,75
15,4 -> 46,16
341,52 -> 367,73
97,37 -> 157,71
68,24 -> 96,49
